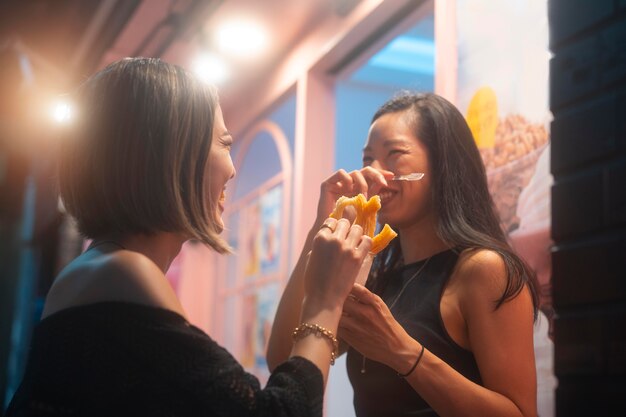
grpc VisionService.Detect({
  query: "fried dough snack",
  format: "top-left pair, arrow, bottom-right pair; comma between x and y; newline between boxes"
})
328,193 -> 398,254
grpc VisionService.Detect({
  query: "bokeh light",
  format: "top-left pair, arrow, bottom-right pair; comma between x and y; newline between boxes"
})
51,100 -> 73,124
192,53 -> 229,84
215,19 -> 268,59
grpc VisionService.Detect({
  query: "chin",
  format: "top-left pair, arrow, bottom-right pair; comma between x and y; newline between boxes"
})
377,212 -> 394,226
377,213 -> 402,231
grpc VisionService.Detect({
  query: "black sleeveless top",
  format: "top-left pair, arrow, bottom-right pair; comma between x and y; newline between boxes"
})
346,249 -> 482,417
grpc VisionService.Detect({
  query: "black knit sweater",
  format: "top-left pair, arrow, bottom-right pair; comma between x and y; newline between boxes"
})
5,302 -> 323,417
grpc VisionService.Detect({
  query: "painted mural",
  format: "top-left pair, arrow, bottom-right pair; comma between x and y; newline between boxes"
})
456,1 -> 556,415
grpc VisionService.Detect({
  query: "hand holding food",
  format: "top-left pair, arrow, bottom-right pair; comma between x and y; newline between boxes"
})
305,218 -> 372,307
315,167 -> 392,227
328,193 -> 397,254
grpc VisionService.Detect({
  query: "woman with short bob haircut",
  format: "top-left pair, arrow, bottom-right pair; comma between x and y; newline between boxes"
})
6,57 -> 371,416
58,57 -> 228,253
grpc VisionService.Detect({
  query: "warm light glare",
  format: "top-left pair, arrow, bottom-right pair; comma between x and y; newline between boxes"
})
216,19 -> 268,58
192,53 -> 229,84
52,101 -> 72,124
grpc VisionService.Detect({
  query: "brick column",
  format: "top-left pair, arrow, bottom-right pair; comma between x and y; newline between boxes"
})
549,1 -> 626,416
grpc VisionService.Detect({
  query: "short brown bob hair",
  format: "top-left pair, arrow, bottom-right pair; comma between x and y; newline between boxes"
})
58,57 -> 230,253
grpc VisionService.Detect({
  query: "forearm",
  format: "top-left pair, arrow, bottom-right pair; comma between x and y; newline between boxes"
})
397,343 -> 535,417
267,228 -> 318,371
289,299 -> 342,384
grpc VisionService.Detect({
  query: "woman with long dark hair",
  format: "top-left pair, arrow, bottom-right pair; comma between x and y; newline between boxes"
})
269,92 -> 539,417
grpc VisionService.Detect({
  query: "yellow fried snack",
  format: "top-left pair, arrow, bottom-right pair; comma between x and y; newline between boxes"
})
328,193 -> 397,254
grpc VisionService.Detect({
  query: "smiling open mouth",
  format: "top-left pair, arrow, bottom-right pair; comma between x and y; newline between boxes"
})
378,189 -> 398,205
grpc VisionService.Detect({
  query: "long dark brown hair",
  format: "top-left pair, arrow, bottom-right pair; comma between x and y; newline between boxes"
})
369,92 -> 539,315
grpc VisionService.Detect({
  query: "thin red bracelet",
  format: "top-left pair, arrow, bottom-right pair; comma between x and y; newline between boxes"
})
397,344 -> 425,378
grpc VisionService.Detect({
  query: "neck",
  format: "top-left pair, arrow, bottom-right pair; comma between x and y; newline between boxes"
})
398,214 -> 450,264
93,232 -> 186,273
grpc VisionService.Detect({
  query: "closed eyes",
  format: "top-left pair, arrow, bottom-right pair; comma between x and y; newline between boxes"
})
362,149 -> 408,164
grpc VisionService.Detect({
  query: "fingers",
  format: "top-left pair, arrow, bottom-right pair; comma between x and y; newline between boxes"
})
344,223 -> 372,267
324,169 -> 352,185
342,286 -> 379,314
322,169 -> 354,194
338,314 -> 358,333
319,218 -> 338,234
341,286 -> 382,325
360,166 -> 392,182
338,314 -> 364,348
317,218 -> 366,246
342,293 -> 363,316
355,235 -> 372,259
323,167 -> 395,198
350,284 -> 381,306
333,218 -> 352,238
346,221 -> 367,247
349,170 -> 369,197
321,169 -> 372,197
360,167 -> 392,196
336,322 -> 356,347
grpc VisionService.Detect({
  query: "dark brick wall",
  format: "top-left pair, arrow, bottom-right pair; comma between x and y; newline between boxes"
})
549,1 -> 626,416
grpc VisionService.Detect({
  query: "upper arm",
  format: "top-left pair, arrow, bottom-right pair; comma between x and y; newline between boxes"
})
456,250 -> 537,417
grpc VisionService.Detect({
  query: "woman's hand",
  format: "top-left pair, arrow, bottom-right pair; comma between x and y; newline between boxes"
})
290,219 -> 371,383
339,284 -> 421,372
303,219 -> 372,309
268,180 -> 377,374
315,167 -> 393,227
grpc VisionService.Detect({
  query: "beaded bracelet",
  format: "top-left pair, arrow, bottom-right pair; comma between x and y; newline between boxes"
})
397,344 -> 425,377
292,323 -> 339,365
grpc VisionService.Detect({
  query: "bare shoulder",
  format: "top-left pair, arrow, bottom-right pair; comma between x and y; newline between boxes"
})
451,248 -> 532,317
454,248 -> 507,286
43,250 -> 185,318
450,249 -> 509,307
